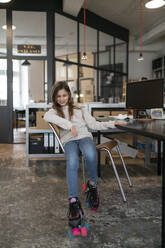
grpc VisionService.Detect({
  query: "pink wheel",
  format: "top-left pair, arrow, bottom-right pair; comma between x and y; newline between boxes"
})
81,226 -> 87,237
72,227 -> 80,236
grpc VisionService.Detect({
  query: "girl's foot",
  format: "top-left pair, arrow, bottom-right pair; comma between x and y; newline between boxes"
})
86,181 -> 99,211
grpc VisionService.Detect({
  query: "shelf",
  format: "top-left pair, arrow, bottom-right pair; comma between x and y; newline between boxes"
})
28,154 -> 64,158
28,129 -> 52,133
26,103 -> 52,109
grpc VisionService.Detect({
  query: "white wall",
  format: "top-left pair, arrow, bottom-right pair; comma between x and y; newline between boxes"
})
28,60 -> 45,102
128,51 -> 158,81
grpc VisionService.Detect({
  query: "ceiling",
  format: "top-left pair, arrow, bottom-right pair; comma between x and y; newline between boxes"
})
1,0 -> 165,56
64,0 -> 165,45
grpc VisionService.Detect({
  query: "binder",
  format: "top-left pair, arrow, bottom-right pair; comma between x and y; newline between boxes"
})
49,133 -> 54,153
44,133 -> 49,153
54,136 -> 60,153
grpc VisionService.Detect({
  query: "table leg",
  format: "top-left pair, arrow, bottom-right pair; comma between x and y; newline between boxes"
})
162,141 -> 165,248
144,137 -> 151,166
158,140 -> 161,176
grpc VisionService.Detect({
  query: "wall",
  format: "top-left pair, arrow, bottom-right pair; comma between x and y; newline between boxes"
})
128,51 -> 158,81
28,60 -> 45,102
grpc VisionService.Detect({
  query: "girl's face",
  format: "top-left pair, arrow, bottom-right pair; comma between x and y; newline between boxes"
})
56,89 -> 69,106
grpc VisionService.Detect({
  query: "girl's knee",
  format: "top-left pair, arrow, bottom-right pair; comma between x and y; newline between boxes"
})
83,149 -> 96,162
67,158 -> 79,171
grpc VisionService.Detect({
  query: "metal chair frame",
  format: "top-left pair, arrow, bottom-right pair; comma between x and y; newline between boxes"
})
97,140 -> 132,202
49,122 -> 132,202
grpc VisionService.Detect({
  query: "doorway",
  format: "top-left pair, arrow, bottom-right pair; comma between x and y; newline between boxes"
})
13,59 -> 47,143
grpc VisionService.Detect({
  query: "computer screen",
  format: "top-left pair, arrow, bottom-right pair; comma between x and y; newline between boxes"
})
126,79 -> 164,109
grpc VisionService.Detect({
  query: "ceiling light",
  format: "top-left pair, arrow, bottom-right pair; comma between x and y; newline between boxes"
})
0,0 -> 12,2
21,60 -> 31,66
81,52 -> 87,60
137,0 -> 144,62
137,53 -> 144,62
145,0 -> 165,8
2,25 -> 16,30
81,0 -> 87,60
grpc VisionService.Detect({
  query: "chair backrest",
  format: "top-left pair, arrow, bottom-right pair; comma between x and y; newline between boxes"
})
48,122 -> 65,153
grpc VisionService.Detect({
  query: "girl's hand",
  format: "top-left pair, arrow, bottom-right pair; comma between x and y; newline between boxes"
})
70,126 -> 78,137
115,121 -> 126,126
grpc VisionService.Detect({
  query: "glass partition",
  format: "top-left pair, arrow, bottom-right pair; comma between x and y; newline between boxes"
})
80,24 -> 97,66
12,11 -> 47,56
55,61 -> 78,102
79,66 -> 96,103
55,61 -> 67,82
99,70 -> 126,103
115,38 -> 127,73
0,59 -> 7,106
99,32 -> 114,70
55,13 -> 77,63
0,9 -> 6,57
13,59 -> 46,108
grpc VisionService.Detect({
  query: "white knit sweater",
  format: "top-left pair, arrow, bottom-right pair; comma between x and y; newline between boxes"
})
44,106 -> 116,145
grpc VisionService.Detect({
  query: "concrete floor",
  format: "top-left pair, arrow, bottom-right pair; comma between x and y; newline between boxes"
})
0,143 -> 161,248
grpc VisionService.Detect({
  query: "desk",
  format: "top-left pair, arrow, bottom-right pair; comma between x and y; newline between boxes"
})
116,119 -> 165,248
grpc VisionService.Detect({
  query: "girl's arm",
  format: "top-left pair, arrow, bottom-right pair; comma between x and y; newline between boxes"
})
82,108 -> 123,130
44,108 -> 73,130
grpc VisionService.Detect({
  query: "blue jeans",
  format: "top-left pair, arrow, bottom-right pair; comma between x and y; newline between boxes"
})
64,137 -> 98,199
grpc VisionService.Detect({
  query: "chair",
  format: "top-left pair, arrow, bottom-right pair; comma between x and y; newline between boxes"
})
48,122 -> 132,202
96,140 -> 132,202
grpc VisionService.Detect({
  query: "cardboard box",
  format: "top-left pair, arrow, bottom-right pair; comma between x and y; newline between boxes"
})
93,110 -> 110,118
36,111 -> 50,129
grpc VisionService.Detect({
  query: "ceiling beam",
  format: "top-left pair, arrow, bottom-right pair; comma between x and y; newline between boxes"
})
137,18 -> 165,45
63,0 -> 84,17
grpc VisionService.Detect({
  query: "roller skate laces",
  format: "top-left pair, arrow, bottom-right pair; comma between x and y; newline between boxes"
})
68,198 -> 89,237
86,181 -> 99,211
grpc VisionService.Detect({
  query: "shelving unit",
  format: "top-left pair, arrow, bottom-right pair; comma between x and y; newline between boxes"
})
26,103 -> 64,167
25,102 -> 129,167
152,56 -> 165,79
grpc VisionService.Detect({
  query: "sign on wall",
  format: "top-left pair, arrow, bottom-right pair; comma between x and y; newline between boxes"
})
17,45 -> 41,54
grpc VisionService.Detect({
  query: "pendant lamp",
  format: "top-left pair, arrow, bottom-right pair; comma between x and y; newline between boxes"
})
2,24 -> 16,30
81,0 -> 87,60
137,0 -> 144,62
145,0 -> 165,8
0,0 -> 12,2
21,59 -> 31,66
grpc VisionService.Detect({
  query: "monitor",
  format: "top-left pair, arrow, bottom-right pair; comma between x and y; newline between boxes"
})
126,79 -> 164,110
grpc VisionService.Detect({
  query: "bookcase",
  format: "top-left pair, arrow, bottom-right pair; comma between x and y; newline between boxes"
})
152,56 -> 165,79
26,102 -> 128,167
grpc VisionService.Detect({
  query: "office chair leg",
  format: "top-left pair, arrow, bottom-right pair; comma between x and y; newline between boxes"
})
106,149 -> 127,202
116,145 -> 132,187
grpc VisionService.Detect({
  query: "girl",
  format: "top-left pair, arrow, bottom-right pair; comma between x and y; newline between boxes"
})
44,81 -> 123,231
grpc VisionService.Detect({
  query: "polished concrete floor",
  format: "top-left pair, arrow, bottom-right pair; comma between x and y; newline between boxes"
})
0,142 -> 161,248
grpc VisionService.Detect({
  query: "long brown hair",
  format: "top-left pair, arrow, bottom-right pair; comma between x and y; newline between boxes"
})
51,81 -> 80,120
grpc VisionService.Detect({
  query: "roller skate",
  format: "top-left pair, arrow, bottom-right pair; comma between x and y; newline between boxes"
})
85,181 -> 99,211
68,197 -> 89,238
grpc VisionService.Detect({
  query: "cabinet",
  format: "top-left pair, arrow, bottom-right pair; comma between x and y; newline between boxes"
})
26,103 -> 64,167
152,56 -> 165,79
152,56 -> 165,104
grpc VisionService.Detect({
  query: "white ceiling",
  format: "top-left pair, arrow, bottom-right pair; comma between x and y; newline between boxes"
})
64,0 -> 165,45
1,1 -> 165,56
